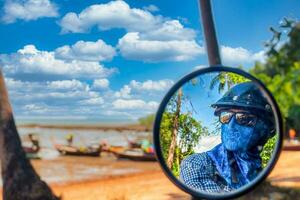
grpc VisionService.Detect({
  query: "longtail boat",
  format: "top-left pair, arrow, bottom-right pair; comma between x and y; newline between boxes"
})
23,146 -> 41,159
112,148 -> 156,161
54,144 -> 101,157
23,146 -> 39,154
283,140 -> 300,151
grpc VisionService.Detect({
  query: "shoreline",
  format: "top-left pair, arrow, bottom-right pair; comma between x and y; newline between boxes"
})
17,123 -> 152,132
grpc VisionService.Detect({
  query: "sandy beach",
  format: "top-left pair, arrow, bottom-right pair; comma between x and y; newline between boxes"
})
1,152 -> 189,200
1,150 -> 300,200
51,170 -> 189,200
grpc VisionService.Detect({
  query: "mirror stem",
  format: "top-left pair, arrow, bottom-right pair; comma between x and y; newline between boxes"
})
199,0 -> 222,66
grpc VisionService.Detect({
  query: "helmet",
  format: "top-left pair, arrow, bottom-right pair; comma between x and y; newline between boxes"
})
211,82 -> 272,116
212,81 -> 276,141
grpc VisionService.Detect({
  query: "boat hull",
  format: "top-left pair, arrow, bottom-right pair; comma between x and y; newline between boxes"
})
55,144 -> 101,157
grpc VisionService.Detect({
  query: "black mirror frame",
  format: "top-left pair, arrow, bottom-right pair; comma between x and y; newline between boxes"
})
153,65 -> 283,200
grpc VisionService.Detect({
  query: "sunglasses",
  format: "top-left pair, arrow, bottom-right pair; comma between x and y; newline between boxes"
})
219,111 -> 258,127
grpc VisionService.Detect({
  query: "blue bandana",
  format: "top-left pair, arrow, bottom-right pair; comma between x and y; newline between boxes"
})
207,116 -> 269,189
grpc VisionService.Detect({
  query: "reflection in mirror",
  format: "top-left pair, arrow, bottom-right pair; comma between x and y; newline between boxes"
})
159,70 -> 278,194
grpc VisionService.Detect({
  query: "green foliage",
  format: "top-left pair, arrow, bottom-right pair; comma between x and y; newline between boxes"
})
160,90 -> 209,177
252,63 -> 300,123
210,72 -> 250,93
160,112 -> 207,159
171,146 -> 195,177
138,114 -> 155,130
160,112 -> 174,161
260,135 -> 278,168
250,20 -> 300,132
250,20 -> 300,165
252,19 -> 300,77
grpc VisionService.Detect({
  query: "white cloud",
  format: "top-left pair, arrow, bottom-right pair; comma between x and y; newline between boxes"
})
55,39 -> 116,62
114,85 -> 131,99
118,32 -> 204,62
92,79 -> 109,89
143,4 -> 159,12
139,20 -> 196,41
221,46 -> 266,65
5,77 -> 98,101
114,79 -> 173,99
5,77 -> 111,119
47,79 -> 88,91
194,65 -> 207,70
0,45 -> 116,78
2,0 -> 58,23
112,99 -> 158,110
252,50 -> 266,63
79,97 -> 104,105
4,77 -> 26,88
5,76 -> 160,120
59,1 -> 160,33
129,79 -> 174,91
59,1 -> 201,62
5,76 -> 163,121
59,1 -> 196,41
23,103 -> 50,114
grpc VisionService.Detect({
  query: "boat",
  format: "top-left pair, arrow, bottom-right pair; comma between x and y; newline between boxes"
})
54,144 -> 101,157
283,140 -> 300,151
102,145 -> 125,153
112,148 -> 156,161
128,140 -> 141,148
23,146 -> 41,159
23,146 -> 39,154
23,133 -> 41,159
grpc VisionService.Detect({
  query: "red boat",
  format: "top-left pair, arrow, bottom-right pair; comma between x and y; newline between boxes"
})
23,146 -> 39,154
283,140 -> 300,151
23,146 -> 41,159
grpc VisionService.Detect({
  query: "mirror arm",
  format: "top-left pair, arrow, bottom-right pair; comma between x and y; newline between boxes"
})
199,0 -> 222,66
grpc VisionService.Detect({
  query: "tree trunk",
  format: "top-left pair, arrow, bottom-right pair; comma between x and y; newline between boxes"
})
0,71 -> 60,200
167,88 -> 182,169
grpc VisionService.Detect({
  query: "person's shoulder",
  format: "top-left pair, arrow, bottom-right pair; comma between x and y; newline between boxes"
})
181,152 -> 213,169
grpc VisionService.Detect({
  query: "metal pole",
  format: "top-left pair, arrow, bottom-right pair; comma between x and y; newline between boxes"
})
199,0 -> 222,66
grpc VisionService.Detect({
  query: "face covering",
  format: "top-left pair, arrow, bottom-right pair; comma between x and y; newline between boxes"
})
207,116 -> 269,189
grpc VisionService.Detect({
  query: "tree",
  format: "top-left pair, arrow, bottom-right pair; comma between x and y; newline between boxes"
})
160,88 -> 209,176
166,88 -> 182,169
138,114 -> 155,130
209,72 -> 249,93
250,20 -> 300,134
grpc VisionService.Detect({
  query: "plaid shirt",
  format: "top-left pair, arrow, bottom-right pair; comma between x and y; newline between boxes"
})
179,153 -> 232,193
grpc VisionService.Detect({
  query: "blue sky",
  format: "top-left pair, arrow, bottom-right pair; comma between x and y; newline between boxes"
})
0,0 -> 299,124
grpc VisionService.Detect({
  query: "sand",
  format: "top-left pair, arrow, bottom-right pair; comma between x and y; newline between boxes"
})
51,170 -> 189,200
269,151 -> 300,188
1,151 -> 300,200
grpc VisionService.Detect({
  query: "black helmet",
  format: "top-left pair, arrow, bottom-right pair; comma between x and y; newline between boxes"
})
212,81 -> 276,143
212,82 -> 272,116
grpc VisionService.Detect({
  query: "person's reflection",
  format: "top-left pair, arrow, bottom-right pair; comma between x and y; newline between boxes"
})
180,82 -> 275,193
